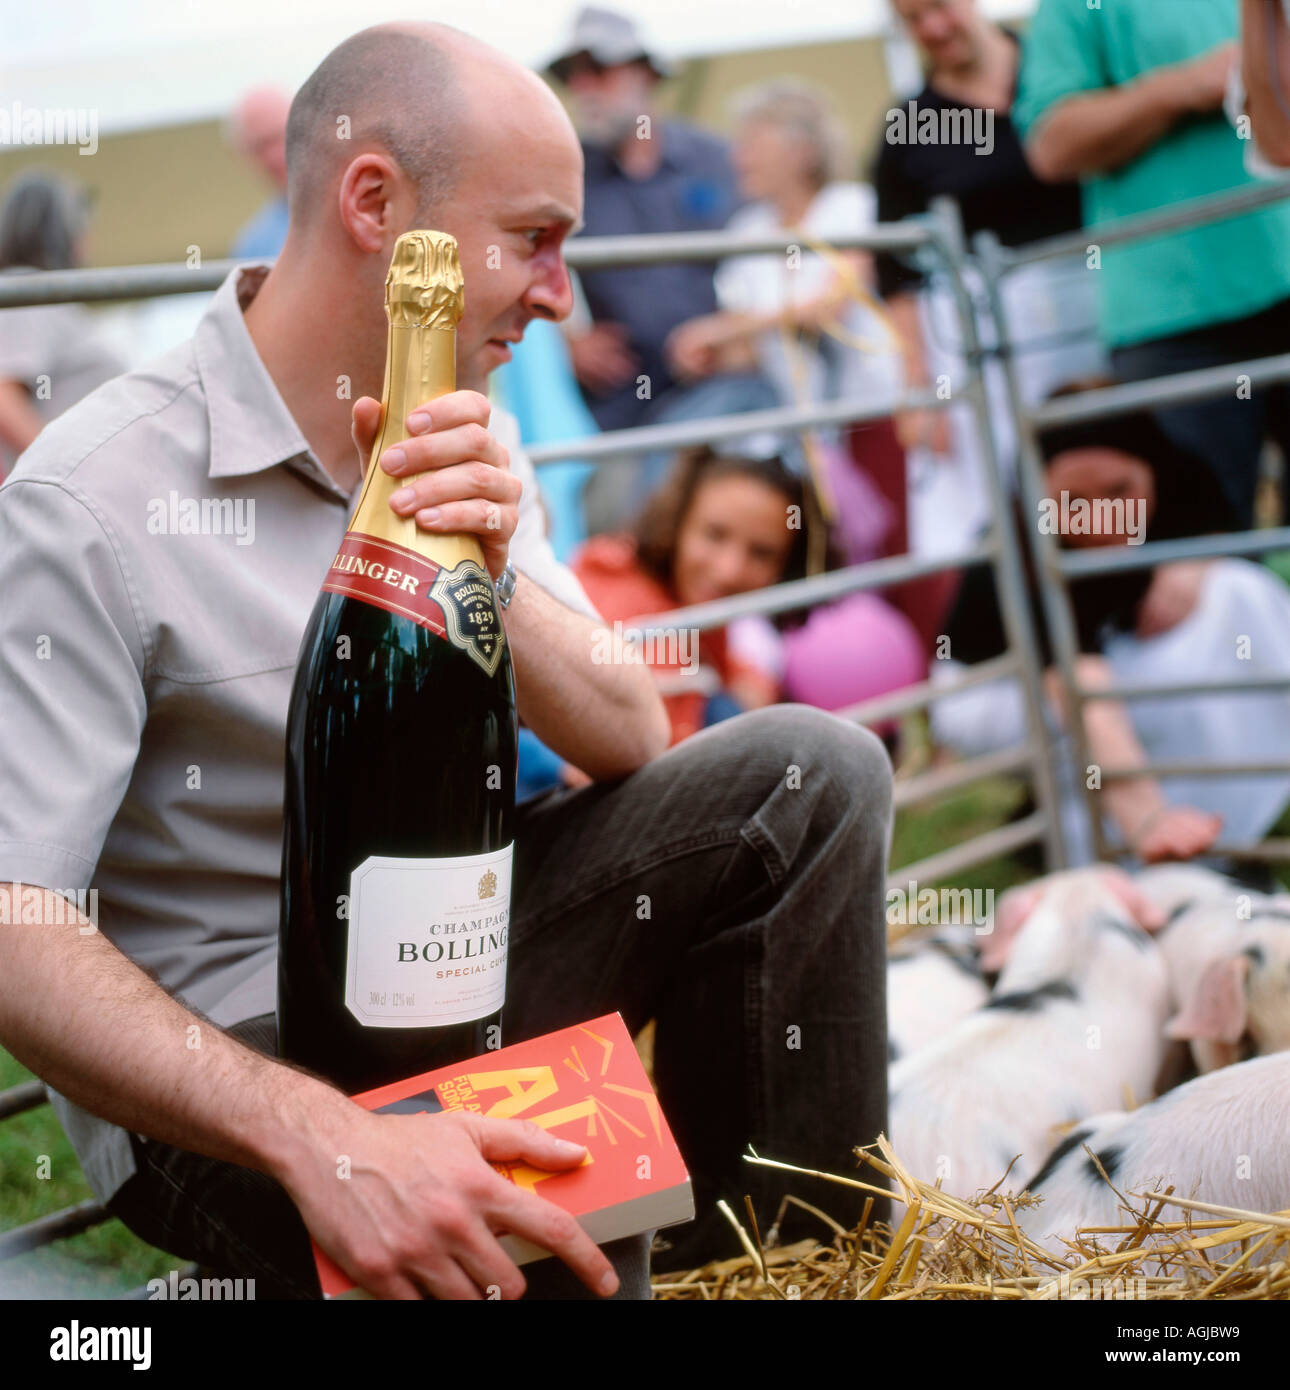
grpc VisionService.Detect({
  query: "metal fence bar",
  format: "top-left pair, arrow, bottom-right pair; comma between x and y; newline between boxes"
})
1099,761 -> 1290,781
1032,353 -> 1290,429
0,1201 -> 111,1260
929,200 -> 1068,870
893,745 -> 1036,811
973,227 -> 1113,862
836,653 -> 1021,727
888,812 -> 1049,890
1105,838 -> 1290,863
0,1081 -> 46,1121
1078,675 -> 1290,701
1058,527 -> 1290,577
999,177 -> 1290,269
525,386 -> 946,466
0,225 -> 936,310
624,540 -> 995,636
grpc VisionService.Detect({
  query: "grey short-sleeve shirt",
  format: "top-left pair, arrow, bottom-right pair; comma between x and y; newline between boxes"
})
0,264 -> 601,1199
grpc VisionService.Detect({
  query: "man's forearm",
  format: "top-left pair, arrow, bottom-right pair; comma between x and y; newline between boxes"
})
504,572 -> 669,779
1026,68 -> 1194,181
0,891 -> 351,1180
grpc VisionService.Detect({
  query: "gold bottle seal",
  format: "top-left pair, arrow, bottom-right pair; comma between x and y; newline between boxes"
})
348,230 -> 472,560
325,232 -> 506,677
385,228 -> 465,330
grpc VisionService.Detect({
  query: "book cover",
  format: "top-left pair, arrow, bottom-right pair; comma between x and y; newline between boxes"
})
312,1012 -> 693,1297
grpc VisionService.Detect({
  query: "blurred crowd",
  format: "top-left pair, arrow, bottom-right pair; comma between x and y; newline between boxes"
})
5,0 -> 1290,868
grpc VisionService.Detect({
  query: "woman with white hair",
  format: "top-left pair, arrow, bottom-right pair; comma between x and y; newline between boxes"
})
664,78 -> 952,662
664,78 -> 902,422
0,170 -> 125,476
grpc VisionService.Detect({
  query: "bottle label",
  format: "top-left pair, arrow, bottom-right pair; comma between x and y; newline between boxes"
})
322,531 -> 506,677
345,845 -> 511,1029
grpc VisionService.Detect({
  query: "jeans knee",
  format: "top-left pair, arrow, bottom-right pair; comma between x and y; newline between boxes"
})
738,703 -> 893,834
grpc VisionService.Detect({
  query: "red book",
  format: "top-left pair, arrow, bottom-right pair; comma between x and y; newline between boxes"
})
312,1012 -> 693,1297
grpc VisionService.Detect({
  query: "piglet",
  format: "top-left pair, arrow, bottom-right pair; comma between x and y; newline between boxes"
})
1132,863 -> 1247,921
887,934 -> 988,1063
1021,1052 -> 1290,1270
1160,895 -> 1290,1071
887,869 -> 1170,1199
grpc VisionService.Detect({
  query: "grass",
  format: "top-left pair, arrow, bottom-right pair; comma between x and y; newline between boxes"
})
0,1050 -> 175,1297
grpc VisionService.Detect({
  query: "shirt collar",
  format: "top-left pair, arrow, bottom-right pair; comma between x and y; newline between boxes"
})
195,265 -> 348,499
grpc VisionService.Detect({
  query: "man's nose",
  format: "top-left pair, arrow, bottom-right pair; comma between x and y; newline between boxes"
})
526,253 -> 576,324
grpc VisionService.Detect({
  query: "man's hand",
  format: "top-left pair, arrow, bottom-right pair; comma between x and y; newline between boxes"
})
566,323 -> 638,395
281,1106 -> 620,1300
352,390 -> 521,582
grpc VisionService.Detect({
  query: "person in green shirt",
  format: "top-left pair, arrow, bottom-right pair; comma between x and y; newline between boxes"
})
1013,0 -> 1290,528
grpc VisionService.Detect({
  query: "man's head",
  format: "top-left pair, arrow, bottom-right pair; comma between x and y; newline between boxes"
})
230,87 -> 292,191
282,23 -> 584,393
890,0 -> 985,75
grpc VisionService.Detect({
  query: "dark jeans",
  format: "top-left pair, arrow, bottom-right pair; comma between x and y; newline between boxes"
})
106,705 -> 893,1297
1110,295 -> 1290,529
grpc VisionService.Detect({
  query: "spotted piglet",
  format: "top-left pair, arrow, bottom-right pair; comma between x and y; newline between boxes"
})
886,869 -> 1170,1199
886,933 -> 988,1064
1021,1052 -> 1290,1270
1158,895 -> 1290,1072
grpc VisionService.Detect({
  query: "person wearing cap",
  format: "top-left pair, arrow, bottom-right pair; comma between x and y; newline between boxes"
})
545,6 -> 741,444
0,171 -> 126,477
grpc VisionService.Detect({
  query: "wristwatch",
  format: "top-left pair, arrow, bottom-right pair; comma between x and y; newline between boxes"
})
494,559 -> 518,610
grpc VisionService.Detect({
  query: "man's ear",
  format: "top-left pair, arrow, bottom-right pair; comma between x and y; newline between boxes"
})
337,152 -> 408,255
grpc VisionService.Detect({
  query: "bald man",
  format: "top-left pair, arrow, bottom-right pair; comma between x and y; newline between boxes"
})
0,24 -> 892,1300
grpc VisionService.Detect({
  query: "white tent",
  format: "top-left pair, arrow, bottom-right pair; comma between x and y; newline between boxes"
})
4,0 -> 1038,136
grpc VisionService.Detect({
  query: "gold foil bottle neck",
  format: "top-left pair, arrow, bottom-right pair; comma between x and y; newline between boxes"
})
385,230 -> 465,330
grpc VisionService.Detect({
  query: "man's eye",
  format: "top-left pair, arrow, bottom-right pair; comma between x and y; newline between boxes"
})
522,228 -> 544,246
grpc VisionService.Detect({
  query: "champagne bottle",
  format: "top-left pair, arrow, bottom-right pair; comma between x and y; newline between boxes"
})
277,230 -> 517,1094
